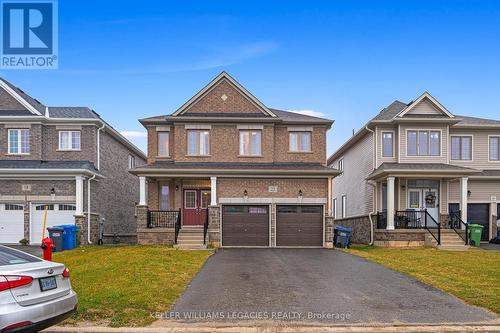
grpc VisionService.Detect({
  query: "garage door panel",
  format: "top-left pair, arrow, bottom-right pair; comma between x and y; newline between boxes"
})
222,205 -> 269,247
468,203 -> 489,241
0,203 -> 25,244
276,205 -> 323,247
31,203 -> 76,244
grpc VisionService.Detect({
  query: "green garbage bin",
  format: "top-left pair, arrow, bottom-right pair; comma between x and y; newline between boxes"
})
468,224 -> 484,247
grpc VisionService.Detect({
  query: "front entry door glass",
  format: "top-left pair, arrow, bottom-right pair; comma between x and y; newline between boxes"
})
183,189 -> 209,225
408,190 -> 421,209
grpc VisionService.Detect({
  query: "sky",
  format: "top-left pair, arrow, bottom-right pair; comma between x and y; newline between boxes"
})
2,0 -> 500,155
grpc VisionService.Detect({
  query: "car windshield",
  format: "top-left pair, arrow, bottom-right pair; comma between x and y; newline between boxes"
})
0,246 -> 41,266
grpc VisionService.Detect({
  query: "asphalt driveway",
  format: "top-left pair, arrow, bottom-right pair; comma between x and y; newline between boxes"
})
171,249 -> 496,324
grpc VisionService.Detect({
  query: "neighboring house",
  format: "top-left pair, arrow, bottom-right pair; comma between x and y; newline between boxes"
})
0,78 -> 146,245
328,92 -> 500,247
131,72 -> 340,248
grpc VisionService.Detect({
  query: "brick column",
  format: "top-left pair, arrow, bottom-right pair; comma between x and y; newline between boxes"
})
75,213 -> 100,245
136,205 -> 149,229
208,205 -> 220,247
23,204 -> 30,242
325,216 -> 334,248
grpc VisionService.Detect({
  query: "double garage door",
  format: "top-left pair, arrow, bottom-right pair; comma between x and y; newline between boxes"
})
222,205 -> 323,247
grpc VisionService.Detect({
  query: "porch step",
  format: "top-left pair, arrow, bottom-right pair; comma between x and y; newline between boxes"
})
437,229 -> 468,251
438,245 -> 469,251
175,226 -> 206,250
174,244 -> 207,250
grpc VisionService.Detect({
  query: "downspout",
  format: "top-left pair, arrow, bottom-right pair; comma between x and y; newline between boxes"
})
97,123 -> 105,170
365,125 -> 376,246
87,175 -> 96,244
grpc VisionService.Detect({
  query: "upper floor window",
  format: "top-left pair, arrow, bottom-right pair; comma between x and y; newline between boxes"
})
8,129 -> 29,154
187,130 -> 210,156
490,136 -> 500,161
239,130 -> 262,156
289,132 -> 311,152
341,195 -> 347,218
382,132 -> 394,157
128,155 -> 136,168
407,130 -> 440,156
157,132 -> 169,157
451,136 -> 472,161
59,131 -> 81,150
338,158 -> 344,175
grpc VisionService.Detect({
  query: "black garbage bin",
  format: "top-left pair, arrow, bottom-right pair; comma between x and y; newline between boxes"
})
47,226 -> 64,252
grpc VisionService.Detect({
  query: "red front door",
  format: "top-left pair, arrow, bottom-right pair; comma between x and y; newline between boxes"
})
183,189 -> 210,225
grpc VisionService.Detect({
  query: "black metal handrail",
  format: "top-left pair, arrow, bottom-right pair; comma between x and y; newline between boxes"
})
395,210 -> 424,229
449,211 -> 468,245
376,211 -> 387,229
203,208 -> 209,245
174,209 -> 181,243
147,210 -> 180,228
424,210 -> 441,245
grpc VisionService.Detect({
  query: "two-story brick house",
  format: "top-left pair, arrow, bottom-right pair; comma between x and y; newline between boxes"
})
328,92 -> 500,248
0,78 -> 146,245
131,72 -> 340,248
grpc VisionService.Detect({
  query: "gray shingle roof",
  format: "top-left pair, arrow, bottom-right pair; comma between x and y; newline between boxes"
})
367,162 -> 479,179
0,78 -> 46,114
0,109 -> 35,116
138,161 -> 334,171
455,115 -> 500,126
0,160 -> 98,172
371,101 -> 408,121
478,170 -> 500,177
269,108 -> 333,123
48,107 -> 99,119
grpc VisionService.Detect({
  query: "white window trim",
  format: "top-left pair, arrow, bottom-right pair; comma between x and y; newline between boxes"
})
7,128 -> 30,155
128,155 -> 136,169
58,130 -> 81,151
333,198 -> 337,219
289,131 -> 312,153
186,130 -> 210,156
184,190 -> 197,209
157,131 -> 170,157
338,158 -> 344,177
450,135 -> 474,162
405,128 -> 443,157
381,130 -> 395,158
238,129 -> 262,157
341,195 -> 347,218
488,135 -> 500,162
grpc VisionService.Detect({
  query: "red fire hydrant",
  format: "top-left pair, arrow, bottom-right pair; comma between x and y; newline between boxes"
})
41,237 -> 55,261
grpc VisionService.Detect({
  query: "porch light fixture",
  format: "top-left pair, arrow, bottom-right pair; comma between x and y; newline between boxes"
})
50,188 -> 56,200
175,185 -> 179,191
298,189 -> 303,198
401,185 -> 406,191
243,190 -> 248,197
467,190 -> 472,197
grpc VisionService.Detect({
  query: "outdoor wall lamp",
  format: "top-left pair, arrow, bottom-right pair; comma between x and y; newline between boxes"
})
243,190 -> 248,197
298,189 -> 303,198
468,190 -> 472,197
50,188 -> 56,200
175,185 -> 179,191
401,185 -> 406,191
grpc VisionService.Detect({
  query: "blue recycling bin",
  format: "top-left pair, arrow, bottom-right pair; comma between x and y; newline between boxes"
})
58,225 -> 78,250
334,225 -> 353,248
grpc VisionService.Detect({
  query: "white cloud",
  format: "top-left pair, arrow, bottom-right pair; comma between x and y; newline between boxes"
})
287,109 -> 325,118
120,130 -> 147,139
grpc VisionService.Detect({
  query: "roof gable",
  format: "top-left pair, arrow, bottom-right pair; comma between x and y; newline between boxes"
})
397,92 -> 454,118
0,79 -> 45,116
172,72 -> 276,117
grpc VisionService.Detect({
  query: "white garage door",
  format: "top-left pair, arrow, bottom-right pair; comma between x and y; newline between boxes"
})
31,203 -> 76,244
0,203 -> 25,244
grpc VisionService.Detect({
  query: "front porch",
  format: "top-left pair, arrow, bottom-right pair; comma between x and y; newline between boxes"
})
367,164 -> 478,248
136,176 -> 218,247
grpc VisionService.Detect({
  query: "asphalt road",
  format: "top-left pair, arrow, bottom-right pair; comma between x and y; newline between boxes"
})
170,248 -> 496,324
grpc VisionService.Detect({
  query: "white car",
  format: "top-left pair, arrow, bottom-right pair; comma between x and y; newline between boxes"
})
0,245 -> 77,333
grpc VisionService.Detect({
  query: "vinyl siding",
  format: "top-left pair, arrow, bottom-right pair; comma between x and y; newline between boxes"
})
448,179 -> 500,203
399,124 -> 449,164
405,99 -> 445,116
449,128 -> 500,170
331,132 -> 374,217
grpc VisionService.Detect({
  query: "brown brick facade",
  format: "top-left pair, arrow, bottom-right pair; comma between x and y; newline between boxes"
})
0,124 -> 42,160
334,215 -> 371,244
218,178 -> 328,199
42,125 -> 97,164
184,80 -> 264,115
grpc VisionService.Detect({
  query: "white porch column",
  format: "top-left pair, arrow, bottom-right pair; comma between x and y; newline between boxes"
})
210,176 -> 217,206
75,176 -> 84,215
327,176 -> 333,216
387,176 -> 395,230
139,176 -> 147,206
460,176 -> 468,227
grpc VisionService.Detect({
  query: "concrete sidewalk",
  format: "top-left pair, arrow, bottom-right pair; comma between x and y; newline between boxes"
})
44,322 -> 500,333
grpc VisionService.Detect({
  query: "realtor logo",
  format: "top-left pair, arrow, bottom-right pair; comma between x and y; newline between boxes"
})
0,0 -> 58,69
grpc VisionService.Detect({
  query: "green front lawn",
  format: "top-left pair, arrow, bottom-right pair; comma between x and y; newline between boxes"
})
53,246 -> 211,327
346,246 -> 500,315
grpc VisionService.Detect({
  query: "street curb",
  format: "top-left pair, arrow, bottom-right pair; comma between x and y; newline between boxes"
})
43,323 -> 500,333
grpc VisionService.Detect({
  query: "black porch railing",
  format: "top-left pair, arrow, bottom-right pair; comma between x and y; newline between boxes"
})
375,209 -> 441,245
147,210 -> 181,228
449,210 -> 468,245
203,208 -> 209,245
376,211 -> 387,229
